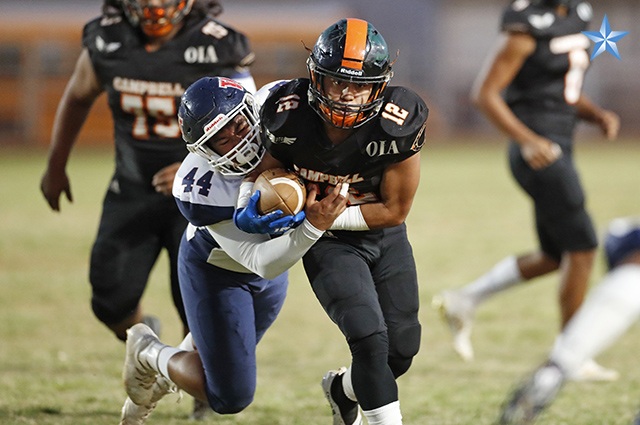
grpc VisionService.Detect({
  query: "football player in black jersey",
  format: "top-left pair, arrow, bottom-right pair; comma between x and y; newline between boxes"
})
433,0 -> 621,379
236,18 -> 428,425
39,0 -> 255,419
499,217 -> 640,424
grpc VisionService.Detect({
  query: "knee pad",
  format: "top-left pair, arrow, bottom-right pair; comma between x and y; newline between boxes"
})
388,322 -> 421,360
388,356 -> 413,378
208,392 -> 253,415
91,289 -> 138,326
339,304 -> 386,341
349,332 -> 390,364
387,323 -> 421,377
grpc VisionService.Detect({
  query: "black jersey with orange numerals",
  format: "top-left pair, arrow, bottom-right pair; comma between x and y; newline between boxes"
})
260,79 -> 428,205
83,12 -> 253,185
501,0 -> 593,134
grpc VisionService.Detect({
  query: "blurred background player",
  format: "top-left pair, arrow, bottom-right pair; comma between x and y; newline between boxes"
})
39,0 -> 255,418
236,18 -> 428,425
433,0 -> 620,380
119,76 -> 348,424
499,216 -> 640,424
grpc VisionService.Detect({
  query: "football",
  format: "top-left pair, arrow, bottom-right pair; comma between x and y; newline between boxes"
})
252,168 -> 307,216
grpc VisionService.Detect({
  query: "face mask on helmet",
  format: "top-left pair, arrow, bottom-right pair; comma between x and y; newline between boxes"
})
307,18 -> 393,129
120,0 -> 194,38
178,77 -> 265,176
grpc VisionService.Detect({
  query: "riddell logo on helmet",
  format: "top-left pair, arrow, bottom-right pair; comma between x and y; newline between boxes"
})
204,114 -> 226,134
338,67 -> 364,77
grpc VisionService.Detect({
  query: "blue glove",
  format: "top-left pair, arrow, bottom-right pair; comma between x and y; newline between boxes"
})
269,210 -> 306,236
234,191 -> 305,235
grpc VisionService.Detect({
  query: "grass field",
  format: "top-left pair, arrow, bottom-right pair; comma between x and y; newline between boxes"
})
1,138 -> 639,425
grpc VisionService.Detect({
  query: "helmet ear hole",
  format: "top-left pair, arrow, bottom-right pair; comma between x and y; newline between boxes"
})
307,18 -> 392,129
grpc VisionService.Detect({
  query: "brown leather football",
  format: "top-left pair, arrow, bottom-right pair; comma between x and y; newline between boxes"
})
252,168 -> 307,216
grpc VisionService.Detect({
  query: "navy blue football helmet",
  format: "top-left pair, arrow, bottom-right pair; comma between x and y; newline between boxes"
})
604,217 -> 640,270
178,77 -> 264,176
307,18 -> 393,129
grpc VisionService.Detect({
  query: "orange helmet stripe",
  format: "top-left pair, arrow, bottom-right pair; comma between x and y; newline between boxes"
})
341,18 -> 368,70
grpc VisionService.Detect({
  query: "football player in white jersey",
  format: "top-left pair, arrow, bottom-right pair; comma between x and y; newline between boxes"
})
118,76 -> 349,424
499,217 -> 640,424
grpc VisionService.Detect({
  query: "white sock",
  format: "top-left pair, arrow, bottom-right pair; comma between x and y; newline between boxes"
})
551,264 -> 640,375
362,400 -> 402,425
156,346 -> 183,380
460,255 -> 522,306
342,366 -> 357,402
178,333 -> 196,351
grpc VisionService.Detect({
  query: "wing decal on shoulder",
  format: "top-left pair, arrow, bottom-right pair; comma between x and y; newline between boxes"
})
411,121 -> 427,152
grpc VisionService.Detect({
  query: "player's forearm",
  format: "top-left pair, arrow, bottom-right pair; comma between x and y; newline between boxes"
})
347,155 -> 418,230
478,93 -> 540,146
213,219 -> 324,279
47,98 -> 94,169
574,95 -> 605,123
242,219 -> 324,279
362,202 -> 411,229
329,201 -> 409,230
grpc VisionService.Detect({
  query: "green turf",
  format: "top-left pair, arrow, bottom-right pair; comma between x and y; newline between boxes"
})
1,139 -> 638,424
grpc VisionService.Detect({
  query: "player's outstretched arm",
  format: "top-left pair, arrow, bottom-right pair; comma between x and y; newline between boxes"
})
211,183 -> 348,279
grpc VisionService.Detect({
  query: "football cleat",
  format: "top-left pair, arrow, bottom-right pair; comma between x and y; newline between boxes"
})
119,397 -> 156,425
432,290 -> 475,361
322,368 -> 362,425
567,358 -> 619,382
123,324 -> 165,406
119,378 -> 179,424
190,397 -> 213,421
141,315 -> 162,338
499,362 -> 565,425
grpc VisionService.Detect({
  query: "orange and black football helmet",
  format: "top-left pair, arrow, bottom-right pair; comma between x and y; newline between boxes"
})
120,0 -> 194,38
307,18 -> 393,129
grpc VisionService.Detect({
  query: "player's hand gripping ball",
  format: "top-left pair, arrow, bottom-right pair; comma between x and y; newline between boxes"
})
252,168 -> 306,216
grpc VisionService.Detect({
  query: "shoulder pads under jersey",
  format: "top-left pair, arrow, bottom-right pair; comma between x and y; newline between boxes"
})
82,14 -> 137,52
501,0 -> 591,38
260,78 -> 309,134
379,86 -> 429,139
255,80 -> 290,110
184,17 -> 255,67
501,1 -> 557,37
